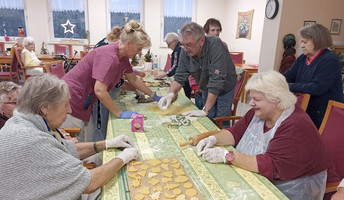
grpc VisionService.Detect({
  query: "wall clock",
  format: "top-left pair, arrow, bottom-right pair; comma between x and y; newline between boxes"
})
265,0 -> 279,19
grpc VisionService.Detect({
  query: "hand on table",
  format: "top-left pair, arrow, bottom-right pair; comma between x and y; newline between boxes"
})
158,92 -> 175,110
154,71 -> 167,78
196,136 -> 217,156
106,134 -> 135,149
200,147 -> 227,163
182,110 -> 207,117
116,147 -> 139,164
119,111 -> 138,119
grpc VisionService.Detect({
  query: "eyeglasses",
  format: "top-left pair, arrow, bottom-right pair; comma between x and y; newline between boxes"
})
2,102 -> 16,105
180,39 -> 200,50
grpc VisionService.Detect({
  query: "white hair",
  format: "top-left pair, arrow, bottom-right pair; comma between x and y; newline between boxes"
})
23,36 -> 35,47
164,33 -> 179,44
245,70 -> 297,110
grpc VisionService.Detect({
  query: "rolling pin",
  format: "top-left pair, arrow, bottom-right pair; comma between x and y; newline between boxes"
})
179,129 -> 222,147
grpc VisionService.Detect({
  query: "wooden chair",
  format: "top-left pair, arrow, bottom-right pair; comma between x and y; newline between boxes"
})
80,51 -> 89,58
54,44 -> 73,56
83,45 -> 95,51
295,93 -> 310,111
319,100 -> 344,194
230,52 -> 244,65
214,72 -> 249,128
0,53 -> 20,83
15,47 -> 62,82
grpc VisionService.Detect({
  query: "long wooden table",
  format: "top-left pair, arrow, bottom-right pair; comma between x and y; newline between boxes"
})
0,54 -> 81,65
101,84 -> 287,200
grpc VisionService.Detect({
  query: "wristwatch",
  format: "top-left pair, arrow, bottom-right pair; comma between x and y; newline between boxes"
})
225,151 -> 235,164
202,106 -> 210,114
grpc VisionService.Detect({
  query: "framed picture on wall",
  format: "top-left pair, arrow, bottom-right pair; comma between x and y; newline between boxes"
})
236,9 -> 254,40
330,19 -> 342,35
304,21 -> 316,26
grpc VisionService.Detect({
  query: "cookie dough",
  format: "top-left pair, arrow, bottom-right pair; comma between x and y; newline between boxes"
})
183,182 -> 193,189
186,188 -> 197,197
138,187 -> 150,195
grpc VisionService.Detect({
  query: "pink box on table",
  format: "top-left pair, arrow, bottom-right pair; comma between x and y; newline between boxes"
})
131,114 -> 144,132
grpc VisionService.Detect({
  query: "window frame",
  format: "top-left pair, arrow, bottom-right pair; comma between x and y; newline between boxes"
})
0,0 -> 28,40
160,0 -> 197,47
106,0 -> 145,34
47,0 -> 89,43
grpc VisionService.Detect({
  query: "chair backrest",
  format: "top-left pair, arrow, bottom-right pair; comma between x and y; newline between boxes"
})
164,54 -> 171,72
319,100 -> 344,179
80,51 -> 89,58
230,52 -> 244,65
231,71 -> 248,116
0,42 -> 4,52
295,93 -> 310,111
54,44 -> 73,56
48,61 -> 65,79
14,47 -> 26,78
83,45 -> 94,51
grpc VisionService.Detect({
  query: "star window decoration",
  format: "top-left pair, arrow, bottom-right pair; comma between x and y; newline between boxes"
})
61,19 -> 76,34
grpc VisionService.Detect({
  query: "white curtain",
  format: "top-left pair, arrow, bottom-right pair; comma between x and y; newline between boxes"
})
0,0 -> 23,9
110,0 -> 140,14
50,0 -> 84,11
164,0 -> 192,18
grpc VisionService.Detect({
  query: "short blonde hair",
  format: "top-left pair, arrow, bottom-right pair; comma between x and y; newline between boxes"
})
17,74 -> 69,115
245,70 -> 296,110
106,26 -> 121,42
120,20 -> 151,48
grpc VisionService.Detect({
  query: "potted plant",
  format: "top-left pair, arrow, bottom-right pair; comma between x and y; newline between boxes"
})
144,49 -> 152,71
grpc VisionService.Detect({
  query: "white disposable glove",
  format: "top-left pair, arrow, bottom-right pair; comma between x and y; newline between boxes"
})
158,92 -> 175,110
196,136 -> 217,156
200,147 -> 227,163
106,134 -> 135,149
116,147 -> 139,164
182,110 -> 207,117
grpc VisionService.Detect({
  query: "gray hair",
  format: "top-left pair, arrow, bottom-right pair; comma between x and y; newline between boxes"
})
299,24 -> 332,50
120,20 -> 151,48
23,36 -> 35,47
180,22 -> 205,41
245,70 -> 297,110
17,74 -> 69,115
0,81 -> 21,110
164,32 -> 179,44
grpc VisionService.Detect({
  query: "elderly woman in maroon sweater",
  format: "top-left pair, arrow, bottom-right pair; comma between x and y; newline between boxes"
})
197,70 -> 328,200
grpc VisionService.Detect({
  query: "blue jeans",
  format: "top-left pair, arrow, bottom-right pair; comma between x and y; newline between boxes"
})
202,88 -> 234,128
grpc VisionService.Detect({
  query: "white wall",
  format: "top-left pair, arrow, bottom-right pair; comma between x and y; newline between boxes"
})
222,0 -> 265,65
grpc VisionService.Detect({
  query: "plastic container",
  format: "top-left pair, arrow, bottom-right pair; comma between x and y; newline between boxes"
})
65,45 -> 70,56
153,54 -> 159,70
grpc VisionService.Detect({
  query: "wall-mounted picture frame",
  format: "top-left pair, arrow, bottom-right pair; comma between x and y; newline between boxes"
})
304,21 -> 316,27
330,19 -> 342,35
236,9 -> 254,40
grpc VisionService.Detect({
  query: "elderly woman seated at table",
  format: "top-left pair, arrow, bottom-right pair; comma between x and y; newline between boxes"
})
21,36 -> 46,75
197,70 -> 328,199
0,81 -> 21,129
0,74 -> 139,199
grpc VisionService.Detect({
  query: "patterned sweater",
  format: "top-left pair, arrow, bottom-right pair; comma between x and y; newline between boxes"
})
0,110 -> 91,200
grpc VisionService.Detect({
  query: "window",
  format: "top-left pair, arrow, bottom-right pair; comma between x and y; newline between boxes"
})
0,0 -> 26,37
109,0 -> 142,28
162,0 -> 196,45
49,0 -> 87,39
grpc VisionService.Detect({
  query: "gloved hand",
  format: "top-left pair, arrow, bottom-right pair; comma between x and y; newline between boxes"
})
182,110 -> 207,117
106,134 -> 135,149
200,147 -> 227,163
119,111 -> 138,119
158,92 -> 175,110
153,94 -> 162,102
116,147 -> 139,164
196,136 -> 217,156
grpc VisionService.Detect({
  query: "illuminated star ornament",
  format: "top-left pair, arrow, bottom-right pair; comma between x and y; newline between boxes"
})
61,19 -> 76,34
